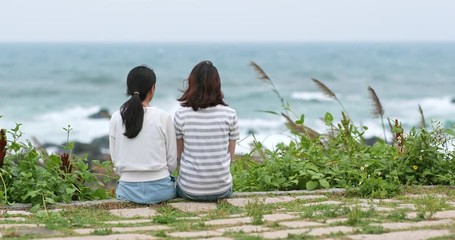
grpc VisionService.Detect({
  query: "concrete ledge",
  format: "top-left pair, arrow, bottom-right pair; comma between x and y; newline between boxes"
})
0,188 -> 347,210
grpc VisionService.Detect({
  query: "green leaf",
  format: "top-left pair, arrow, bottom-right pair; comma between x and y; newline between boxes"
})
65,188 -> 76,195
445,129 -> 455,137
319,179 -> 330,188
45,197 -> 55,204
324,112 -> 334,126
306,180 -> 319,190
295,114 -> 305,125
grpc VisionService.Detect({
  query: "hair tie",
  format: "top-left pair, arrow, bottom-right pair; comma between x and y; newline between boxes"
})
133,92 -> 139,95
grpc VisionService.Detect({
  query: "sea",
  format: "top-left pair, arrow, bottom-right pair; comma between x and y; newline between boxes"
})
1,42 -> 454,153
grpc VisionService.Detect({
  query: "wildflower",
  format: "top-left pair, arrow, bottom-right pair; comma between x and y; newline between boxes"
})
412,165 -> 418,170
360,166 -> 365,171
0,129 -> 6,168
60,153 -> 72,173
377,171 -> 382,176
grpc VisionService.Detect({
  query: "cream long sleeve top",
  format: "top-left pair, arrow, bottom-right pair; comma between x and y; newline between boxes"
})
109,107 -> 177,182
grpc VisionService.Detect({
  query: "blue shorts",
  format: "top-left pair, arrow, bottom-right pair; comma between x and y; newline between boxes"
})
116,176 -> 176,204
176,184 -> 232,202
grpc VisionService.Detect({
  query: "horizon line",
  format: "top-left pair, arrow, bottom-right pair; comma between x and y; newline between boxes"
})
1,39 -> 455,44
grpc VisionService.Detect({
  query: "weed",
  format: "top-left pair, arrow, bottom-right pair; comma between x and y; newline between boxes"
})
359,224 -> 384,234
415,195 -> 448,220
155,230 -> 167,237
346,206 -> 369,226
286,232 -> 314,239
91,228 -> 113,235
245,196 -> 265,225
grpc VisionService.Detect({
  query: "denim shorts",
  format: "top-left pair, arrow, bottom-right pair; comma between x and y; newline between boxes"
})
176,184 -> 232,202
116,176 -> 176,204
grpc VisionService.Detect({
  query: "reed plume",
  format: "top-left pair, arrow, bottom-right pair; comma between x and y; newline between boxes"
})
368,86 -> 387,143
281,113 -> 320,139
312,78 -> 350,118
0,129 -> 6,168
418,104 -> 426,129
249,61 -> 287,114
250,61 -> 271,83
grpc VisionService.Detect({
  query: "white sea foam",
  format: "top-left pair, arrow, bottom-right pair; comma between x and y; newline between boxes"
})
291,91 -> 334,102
2,106 -> 110,145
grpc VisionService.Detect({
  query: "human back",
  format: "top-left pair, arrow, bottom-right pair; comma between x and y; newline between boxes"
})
175,61 -> 239,201
109,65 -> 177,204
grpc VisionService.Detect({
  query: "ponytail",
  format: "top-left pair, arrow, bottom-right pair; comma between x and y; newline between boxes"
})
120,66 -> 156,139
120,93 -> 144,138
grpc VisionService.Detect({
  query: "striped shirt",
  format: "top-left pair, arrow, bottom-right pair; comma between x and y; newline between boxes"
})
174,105 -> 240,196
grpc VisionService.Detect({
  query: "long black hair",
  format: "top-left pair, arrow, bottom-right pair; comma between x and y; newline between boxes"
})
120,66 -> 156,138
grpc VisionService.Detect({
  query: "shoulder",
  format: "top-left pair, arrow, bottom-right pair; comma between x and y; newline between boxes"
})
110,110 -> 121,121
146,107 -> 172,119
175,107 -> 194,117
215,105 -> 237,115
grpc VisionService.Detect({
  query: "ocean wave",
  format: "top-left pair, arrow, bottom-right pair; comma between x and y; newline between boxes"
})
290,91 -> 334,102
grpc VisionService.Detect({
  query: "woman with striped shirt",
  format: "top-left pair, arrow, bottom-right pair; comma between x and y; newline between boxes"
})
174,60 -> 240,201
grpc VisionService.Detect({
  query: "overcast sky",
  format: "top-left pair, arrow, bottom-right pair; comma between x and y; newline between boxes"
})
0,0 -> 454,42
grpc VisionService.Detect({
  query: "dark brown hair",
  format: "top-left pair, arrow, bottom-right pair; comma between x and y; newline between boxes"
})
120,66 -> 156,138
178,60 -> 227,111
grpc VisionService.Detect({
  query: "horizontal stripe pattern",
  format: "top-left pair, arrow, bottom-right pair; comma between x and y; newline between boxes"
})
174,105 -> 239,195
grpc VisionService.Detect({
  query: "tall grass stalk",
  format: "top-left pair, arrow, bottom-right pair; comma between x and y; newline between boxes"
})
312,78 -> 350,119
418,104 -> 426,129
368,86 -> 387,143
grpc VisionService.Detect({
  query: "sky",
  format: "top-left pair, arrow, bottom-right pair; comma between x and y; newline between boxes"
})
0,0 -> 454,42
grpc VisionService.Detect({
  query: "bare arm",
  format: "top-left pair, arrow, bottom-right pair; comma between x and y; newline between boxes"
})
228,140 -> 236,162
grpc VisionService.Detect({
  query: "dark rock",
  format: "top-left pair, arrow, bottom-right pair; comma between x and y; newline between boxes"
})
363,136 -> 381,146
89,108 -> 111,119
452,98 -> 455,104
91,135 -> 109,150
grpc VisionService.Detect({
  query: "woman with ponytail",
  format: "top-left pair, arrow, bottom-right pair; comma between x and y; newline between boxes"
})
109,66 -> 177,204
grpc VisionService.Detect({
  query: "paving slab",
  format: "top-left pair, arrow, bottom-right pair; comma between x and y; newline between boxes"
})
302,201 -> 343,207
226,196 -> 298,207
0,226 -> 60,238
168,230 -> 224,238
407,212 -> 418,219
225,198 -> 255,207
195,238 -> 233,240
349,229 -> 451,240
307,226 -> 354,236
0,223 -> 42,228
397,204 -> 416,210
220,225 -> 270,233
264,196 -> 297,204
109,208 -> 157,218
104,219 -> 152,225
358,199 -> 401,204
0,210 -> 33,216
374,219 -> 453,230
294,195 -> 327,201
434,210 -> 455,219
255,226 -> 353,239
0,217 -> 27,222
405,194 -> 447,199
73,225 -> 170,234
279,220 -> 325,228
169,202 -> 217,213
205,217 -> 252,226
324,218 -> 348,224
38,234 -> 156,240
263,213 -> 297,221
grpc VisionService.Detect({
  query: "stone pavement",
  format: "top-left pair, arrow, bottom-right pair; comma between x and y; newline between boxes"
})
1,188 -> 455,239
